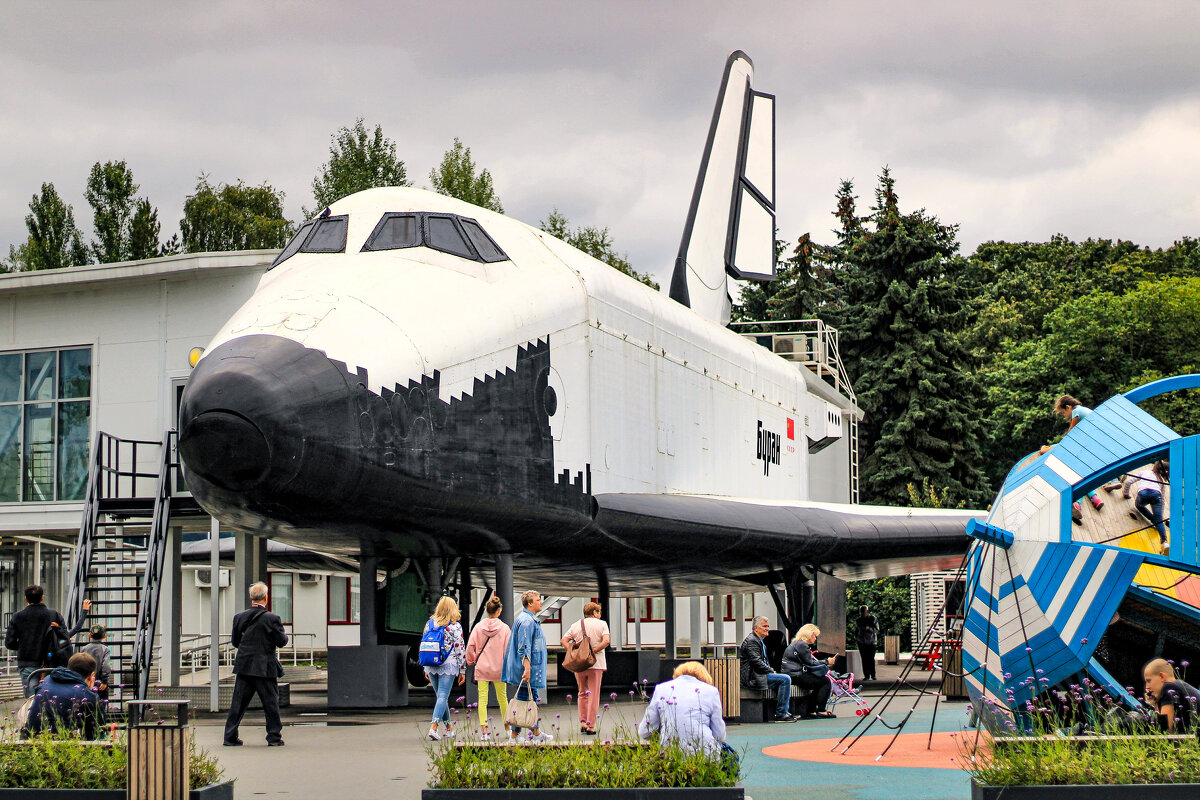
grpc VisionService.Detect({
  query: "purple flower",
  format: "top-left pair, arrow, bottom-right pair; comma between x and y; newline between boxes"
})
1036,669 -> 1043,675
603,703 -> 610,710
1080,638 -> 1088,645
1184,661 -> 1191,668
610,692 -> 617,700
566,694 -> 573,701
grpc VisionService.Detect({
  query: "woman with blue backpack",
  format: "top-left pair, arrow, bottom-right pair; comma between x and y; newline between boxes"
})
421,596 -> 466,741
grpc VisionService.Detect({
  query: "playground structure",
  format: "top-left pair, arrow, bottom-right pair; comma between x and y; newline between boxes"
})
832,375 -> 1200,758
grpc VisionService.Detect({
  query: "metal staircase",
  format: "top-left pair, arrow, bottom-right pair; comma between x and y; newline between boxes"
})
64,430 -> 202,712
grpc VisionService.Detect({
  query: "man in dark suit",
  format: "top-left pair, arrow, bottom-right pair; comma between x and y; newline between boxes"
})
224,581 -> 288,747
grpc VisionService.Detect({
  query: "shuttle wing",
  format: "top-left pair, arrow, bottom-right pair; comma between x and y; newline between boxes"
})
592,493 -> 977,582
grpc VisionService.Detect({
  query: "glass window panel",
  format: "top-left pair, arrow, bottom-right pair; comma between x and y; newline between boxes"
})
272,222 -> 314,267
0,405 -> 20,502
57,401 -> 89,501
650,597 -> 666,621
459,220 -> 507,262
270,572 -> 293,624
25,352 -> 55,401
58,348 -> 91,400
350,576 -> 360,624
22,403 -> 54,501
426,217 -> 476,260
365,215 -> 419,251
0,354 -> 20,403
300,217 -> 348,253
329,576 -> 348,622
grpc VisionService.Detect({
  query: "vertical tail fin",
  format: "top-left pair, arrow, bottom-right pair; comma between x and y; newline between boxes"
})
670,51 -> 776,326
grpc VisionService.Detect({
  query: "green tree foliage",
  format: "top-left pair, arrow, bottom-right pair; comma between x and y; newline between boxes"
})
308,118 -> 410,216
429,138 -> 503,213
767,233 -> 832,321
979,275 -> 1200,480
1,239 -> 33,273
847,576 -> 912,651
828,169 -> 987,506
540,208 -> 659,290
84,160 -> 170,262
179,176 -> 292,253
965,237 -> 1200,485
25,183 -> 90,270
84,161 -> 138,263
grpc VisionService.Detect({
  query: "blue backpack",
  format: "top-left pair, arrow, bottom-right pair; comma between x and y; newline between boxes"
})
418,620 -> 448,667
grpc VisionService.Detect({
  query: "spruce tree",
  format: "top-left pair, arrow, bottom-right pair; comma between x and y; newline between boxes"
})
829,169 -> 986,507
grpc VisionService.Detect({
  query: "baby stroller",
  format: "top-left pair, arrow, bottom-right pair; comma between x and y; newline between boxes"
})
826,670 -> 871,716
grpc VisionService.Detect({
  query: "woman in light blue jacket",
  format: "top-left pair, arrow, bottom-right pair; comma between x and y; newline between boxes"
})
501,590 -> 552,742
639,661 -> 729,758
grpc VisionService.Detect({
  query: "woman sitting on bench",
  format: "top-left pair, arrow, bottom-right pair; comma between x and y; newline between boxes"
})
782,624 -> 836,719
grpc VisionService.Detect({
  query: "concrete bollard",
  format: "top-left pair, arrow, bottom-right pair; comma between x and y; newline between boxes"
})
127,700 -> 191,800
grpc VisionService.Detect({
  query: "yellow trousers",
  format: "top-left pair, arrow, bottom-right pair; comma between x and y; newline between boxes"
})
478,680 -> 509,727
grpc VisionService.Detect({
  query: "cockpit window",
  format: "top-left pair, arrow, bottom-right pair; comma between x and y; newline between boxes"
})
361,214 -> 420,251
271,221 -> 315,267
426,216 -> 477,260
459,219 -> 507,263
300,215 -> 349,253
359,211 -> 510,263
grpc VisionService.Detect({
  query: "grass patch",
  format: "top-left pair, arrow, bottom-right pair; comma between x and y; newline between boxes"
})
429,741 -> 739,790
966,734 -> 1200,786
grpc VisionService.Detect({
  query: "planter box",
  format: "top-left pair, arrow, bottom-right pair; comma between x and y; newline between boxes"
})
424,789 -> 741,800
0,779 -> 234,799
972,779 -> 1200,799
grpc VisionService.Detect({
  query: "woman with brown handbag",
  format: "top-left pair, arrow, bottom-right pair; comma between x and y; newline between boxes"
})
561,602 -> 610,735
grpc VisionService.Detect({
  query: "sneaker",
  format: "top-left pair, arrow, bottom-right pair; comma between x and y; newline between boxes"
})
775,712 -> 796,722
427,727 -> 441,741
1072,503 -> 1083,524
529,732 -> 555,744
444,725 -> 456,739
1163,542 -> 1170,556
1090,495 -> 1104,509
1102,481 -> 1122,493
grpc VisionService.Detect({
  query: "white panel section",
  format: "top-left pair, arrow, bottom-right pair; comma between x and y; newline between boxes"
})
732,187 -> 775,278
1044,547 -> 1093,623
743,94 -> 774,205
437,347 -> 519,402
1061,548 -> 1116,643
1044,454 -> 1082,485
991,476 -> 1061,543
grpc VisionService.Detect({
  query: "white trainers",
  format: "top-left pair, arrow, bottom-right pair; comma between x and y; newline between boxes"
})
427,727 -> 441,741
528,731 -> 554,744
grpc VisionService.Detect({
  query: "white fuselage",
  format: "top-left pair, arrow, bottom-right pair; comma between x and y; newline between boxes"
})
202,188 -> 843,505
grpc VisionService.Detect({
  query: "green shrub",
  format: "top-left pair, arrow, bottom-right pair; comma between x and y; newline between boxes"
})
429,741 -> 739,789
0,730 -> 225,790
966,734 -> 1200,786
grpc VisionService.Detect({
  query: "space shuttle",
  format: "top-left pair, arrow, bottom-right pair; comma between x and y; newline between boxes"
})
177,52 -> 974,605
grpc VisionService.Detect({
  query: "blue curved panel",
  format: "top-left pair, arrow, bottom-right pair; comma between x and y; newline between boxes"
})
1124,373 -> 1200,404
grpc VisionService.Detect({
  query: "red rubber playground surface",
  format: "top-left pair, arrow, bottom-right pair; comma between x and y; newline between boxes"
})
762,731 -> 975,769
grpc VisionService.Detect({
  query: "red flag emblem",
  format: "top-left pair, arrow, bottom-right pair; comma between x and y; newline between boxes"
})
786,418 -> 795,440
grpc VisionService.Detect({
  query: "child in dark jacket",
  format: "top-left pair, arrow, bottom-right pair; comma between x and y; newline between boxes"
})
24,652 -> 105,739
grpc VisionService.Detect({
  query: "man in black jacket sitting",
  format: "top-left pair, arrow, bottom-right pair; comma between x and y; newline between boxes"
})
4,585 -> 90,697
223,581 -> 289,747
739,615 -> 794,721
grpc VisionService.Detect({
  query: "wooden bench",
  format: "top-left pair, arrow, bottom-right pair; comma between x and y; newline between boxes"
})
737,683 -> 813,723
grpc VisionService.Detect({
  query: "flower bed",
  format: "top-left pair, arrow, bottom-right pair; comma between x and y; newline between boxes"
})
0,730 -> 228,797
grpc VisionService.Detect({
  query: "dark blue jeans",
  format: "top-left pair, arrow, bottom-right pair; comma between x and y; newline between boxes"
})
1137,489 -> 1166,542
766,672 -> 792,717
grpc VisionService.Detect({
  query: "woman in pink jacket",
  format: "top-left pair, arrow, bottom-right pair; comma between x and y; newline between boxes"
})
465,595 -> 512,739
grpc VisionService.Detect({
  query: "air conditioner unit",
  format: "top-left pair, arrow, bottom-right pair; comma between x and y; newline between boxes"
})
298,573 -> 321,584
195,568 -> 230,589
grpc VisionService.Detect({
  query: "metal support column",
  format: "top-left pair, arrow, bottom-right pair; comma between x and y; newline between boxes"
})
689,594 -> 703,658
208,517 -> 220,713
596,568 -> 610,626
160,525 -> 183,687
610,595 -> 624,650
495,555 -> 514,628
710,592 -> 723,656
734,592 -> 747,647
360,554 -> 378,648
663,575 -> 676,658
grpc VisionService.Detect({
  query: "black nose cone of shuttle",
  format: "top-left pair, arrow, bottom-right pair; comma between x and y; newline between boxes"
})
180,410 -> 271,491
178,333 -> 356,508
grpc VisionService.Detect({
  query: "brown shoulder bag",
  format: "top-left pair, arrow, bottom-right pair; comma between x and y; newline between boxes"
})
562,618 -> 597,673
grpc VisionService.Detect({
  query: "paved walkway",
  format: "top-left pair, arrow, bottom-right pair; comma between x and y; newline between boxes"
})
1,660 -> 977,799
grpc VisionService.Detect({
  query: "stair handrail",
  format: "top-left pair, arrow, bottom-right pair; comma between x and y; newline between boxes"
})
66,431 -> 107,633
132,429 -> 176,700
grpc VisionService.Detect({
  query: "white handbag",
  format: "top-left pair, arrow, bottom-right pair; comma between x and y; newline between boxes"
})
504,679 -> 540,729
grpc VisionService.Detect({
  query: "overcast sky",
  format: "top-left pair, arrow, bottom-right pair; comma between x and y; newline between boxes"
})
3,2 -> 1198,288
